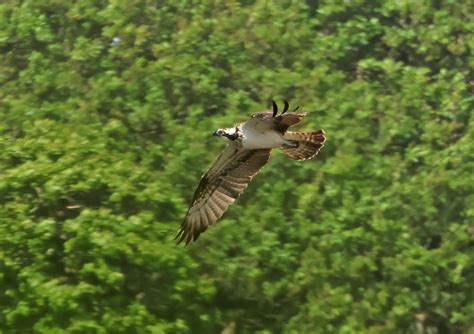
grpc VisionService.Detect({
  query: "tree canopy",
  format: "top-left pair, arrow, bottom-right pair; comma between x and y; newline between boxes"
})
0,0 -> 473,333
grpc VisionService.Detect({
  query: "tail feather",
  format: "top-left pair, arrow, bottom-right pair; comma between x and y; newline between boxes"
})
281,130 -> 326,161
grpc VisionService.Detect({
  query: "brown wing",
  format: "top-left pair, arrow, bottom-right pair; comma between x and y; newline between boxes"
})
251,111 -> 307,133
176,144 -> 271,245
274,112 -> 307,132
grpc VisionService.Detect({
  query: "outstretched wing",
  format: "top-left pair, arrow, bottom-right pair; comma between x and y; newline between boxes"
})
250,111 -> 307,133
177,143 -> 271,245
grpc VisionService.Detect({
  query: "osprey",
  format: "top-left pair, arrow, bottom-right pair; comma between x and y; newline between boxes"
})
176,101 -> 326,245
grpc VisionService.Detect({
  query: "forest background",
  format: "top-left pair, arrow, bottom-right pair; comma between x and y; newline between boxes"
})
0,0 -> 473,333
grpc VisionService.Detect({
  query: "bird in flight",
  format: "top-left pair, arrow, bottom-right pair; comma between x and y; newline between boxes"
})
176,100 -> 326,245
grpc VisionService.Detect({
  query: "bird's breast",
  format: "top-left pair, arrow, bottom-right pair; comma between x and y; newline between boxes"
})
240,123 -> 286,149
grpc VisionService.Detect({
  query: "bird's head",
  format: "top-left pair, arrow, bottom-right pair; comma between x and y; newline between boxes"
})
213,127 -> 237,141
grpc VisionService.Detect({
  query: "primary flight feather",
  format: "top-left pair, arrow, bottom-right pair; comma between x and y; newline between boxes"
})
176,100 -> 326,245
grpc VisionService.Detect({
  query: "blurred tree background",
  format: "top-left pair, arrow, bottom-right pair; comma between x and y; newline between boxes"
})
1,0 -> 473,333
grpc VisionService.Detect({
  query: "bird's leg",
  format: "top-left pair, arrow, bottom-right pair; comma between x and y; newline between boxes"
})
283,140 -> 299,148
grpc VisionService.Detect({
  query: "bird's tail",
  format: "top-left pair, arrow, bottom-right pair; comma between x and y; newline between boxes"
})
281,130 -> 326,160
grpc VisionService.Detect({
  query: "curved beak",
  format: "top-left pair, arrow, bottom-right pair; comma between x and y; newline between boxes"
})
212,130 -> 219,136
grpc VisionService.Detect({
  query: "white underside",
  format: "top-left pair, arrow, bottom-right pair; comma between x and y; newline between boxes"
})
240,121 -> 287,149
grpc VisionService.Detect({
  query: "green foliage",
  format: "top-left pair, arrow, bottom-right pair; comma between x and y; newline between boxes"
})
1,0 -> 473,333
